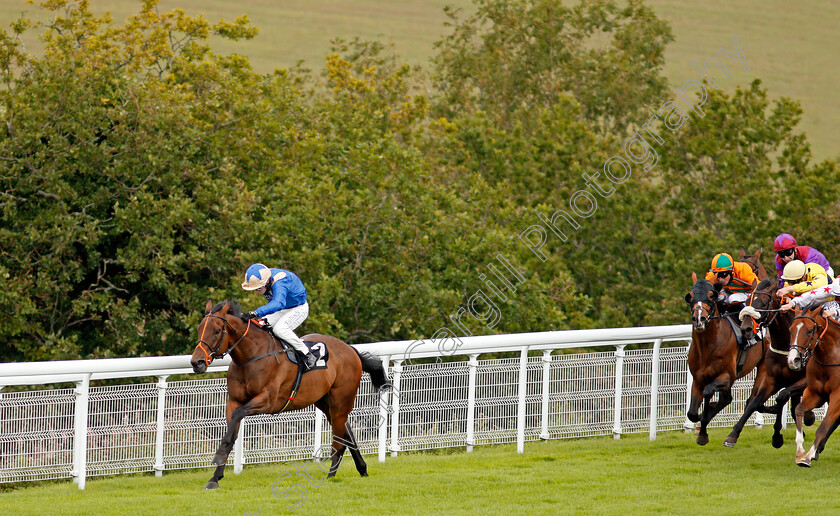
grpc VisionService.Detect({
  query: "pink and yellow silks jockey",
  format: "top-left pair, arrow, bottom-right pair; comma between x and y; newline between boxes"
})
781,270 -> 840,319
773,233 -> 834,288
776,260 -> 829,298
704,253 -> 758,305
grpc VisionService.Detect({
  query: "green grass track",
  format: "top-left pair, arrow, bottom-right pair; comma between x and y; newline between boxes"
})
3,426 -> 840,515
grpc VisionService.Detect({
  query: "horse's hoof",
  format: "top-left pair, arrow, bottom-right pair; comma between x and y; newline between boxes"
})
772,434 -> 784,449
697,434 -> 709,446
211,455 -> 226,466
796,460 -> 811,468
805,411 -> 816,426
205,481 -> 219,490
360,471 -> 368,477
722,438 -> 736,448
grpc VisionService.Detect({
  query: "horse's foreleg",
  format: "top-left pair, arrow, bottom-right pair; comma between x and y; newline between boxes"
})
698,378 -> 732,446
204,399 -> 242,490
770,388 -> 792,448
812,390 -> 840,463
725,373 -> 776,448
687,380 -> 703,423
795,388 -> 823,467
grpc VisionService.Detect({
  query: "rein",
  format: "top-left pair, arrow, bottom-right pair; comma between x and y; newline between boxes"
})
195,314 -> 253,365
790,313 -> 838,367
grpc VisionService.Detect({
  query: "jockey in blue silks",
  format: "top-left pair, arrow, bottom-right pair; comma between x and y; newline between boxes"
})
241,263 -> 316,369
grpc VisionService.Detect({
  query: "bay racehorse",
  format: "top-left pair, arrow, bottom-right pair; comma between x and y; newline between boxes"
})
685,273 -> 765,445
725,278 -> 813,447
190,300 -> 390,489
789,304 -> 840,467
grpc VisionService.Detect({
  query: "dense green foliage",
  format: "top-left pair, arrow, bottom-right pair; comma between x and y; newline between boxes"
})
1,0 -> 838,361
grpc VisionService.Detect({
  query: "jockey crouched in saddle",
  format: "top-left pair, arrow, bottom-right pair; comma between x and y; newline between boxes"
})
773,233 -> 834,288
705,253 -> 758,346
241,263 -> 317,369
779,260 -> 840,319
705,252 -> 758,311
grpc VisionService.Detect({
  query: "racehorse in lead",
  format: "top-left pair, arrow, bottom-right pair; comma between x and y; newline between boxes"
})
190,299 -> 390,489
685,273 -> 765,445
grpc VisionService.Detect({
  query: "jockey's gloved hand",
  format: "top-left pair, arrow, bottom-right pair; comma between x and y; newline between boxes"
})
245,311 -> 259,320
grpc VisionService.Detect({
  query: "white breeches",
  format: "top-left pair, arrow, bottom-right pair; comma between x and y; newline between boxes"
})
264,302 -> 309,353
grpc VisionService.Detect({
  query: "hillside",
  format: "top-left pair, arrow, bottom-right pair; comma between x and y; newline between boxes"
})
1,1 -> 836,159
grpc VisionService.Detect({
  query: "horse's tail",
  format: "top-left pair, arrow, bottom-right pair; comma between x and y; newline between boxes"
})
353,349 -> 391,390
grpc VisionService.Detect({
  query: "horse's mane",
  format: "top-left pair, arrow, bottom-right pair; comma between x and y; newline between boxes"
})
208,299 -> 242,318
755,278 -> 776,291
803,300 -> 823,313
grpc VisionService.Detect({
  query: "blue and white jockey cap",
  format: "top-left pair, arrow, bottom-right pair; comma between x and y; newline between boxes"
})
242,263 -> 271,290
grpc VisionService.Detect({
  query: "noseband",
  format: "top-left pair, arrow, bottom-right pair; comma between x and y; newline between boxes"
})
790,314 -> 826,367
195,314 -> 252,365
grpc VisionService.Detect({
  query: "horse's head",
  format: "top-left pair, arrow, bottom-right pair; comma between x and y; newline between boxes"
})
788,302 -> 824,371
685,272 -> 721,332
739,278 -> 778,336
739,246 -> 767,280
191,299 -> 242,374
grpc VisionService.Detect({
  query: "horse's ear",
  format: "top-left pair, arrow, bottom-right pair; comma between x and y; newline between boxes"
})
219,301 -> 230,315
752,247 -> 762,259
205,299 -> 214,313
684,292 -> 692,304
739,246 -> 746,260
691,271 -> 698,283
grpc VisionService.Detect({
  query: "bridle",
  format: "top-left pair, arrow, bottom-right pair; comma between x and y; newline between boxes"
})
743,289 -> 782,333
790,313 -> 831,367
195,313 -> 253,365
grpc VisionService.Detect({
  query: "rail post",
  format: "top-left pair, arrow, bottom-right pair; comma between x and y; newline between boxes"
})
153,375 -> 168,477
233,418 -> 245,474
466,354 -> 479,452
377,356 -> 390,463
684,340 -> 696,431
389,359 -> 403,458
612,345 -> 626,439
648,339 -> 662,441
72,373 -> 91,490
540,350 -> 552,440
517,347 -> 529,453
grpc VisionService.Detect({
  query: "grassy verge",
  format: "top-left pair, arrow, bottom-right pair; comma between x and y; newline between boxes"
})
3,426 -> 840,515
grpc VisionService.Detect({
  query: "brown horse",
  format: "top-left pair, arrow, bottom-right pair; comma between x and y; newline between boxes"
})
190,300 -> 390,489
725,278 -> 812,447
685,274 -> 765,445
790,304 -> 840,467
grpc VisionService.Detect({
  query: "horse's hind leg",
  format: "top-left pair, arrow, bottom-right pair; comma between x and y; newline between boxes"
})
342,422 -> 368,477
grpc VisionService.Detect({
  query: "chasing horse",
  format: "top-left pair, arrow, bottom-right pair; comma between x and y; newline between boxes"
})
725,277 -> 810,448
191,299 -> 390,489
787,303 -> 840,467
684,250 -> 766,445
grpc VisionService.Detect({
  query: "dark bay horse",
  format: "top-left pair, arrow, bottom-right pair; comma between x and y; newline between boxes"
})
685,274 -> 765,445
725,278 -> 812,447
190,300 -> 390,489
790,305 -> 840,467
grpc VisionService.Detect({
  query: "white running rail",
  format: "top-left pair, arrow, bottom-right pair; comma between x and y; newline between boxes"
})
0,324 -> 791,489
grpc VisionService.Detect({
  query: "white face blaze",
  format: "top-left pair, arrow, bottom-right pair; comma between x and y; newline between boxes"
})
788,322 -> 805,370
693,302 -> 706,329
